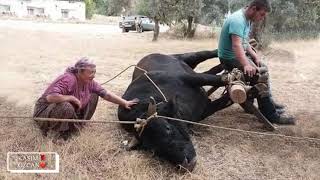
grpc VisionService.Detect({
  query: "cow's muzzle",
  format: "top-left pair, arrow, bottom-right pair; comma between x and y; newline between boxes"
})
180,156 -> 197,172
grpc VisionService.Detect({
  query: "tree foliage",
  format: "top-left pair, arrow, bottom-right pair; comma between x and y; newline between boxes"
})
106,0 -> 131,16
93,0 -> 108,15
88,0 -> 320,42
135,0 -> 177,41
173,0 -> 203,38
85,0 -> 95,19
200,0 -> 227,25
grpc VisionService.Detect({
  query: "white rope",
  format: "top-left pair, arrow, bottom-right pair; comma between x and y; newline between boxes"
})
0,116 -> 136,124
101,64 -> 168,102
2,65 -> 319,144
155,115 -> 320,143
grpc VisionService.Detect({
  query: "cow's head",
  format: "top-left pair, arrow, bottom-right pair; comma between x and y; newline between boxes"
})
137,97 -> 196,171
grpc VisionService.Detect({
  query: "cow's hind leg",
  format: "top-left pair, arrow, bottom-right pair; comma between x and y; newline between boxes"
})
203,64 -> 224,75
181,73 -> 227,87
171,49 -> 218,69
173,50 -> 225,96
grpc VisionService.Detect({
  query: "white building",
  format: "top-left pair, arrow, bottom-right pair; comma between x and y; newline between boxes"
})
0,0 -> 85,21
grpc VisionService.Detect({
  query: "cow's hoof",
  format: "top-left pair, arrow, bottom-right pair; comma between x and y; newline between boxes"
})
179,157 -> 197,172
123,137 -> 140,151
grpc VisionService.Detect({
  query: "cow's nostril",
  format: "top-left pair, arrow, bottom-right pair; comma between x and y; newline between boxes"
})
179,157 -> 197,172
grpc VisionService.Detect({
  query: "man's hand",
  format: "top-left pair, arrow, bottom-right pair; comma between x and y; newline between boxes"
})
124,98 -> 139,110
253,57 -> 261,67
243,64 -> 257,77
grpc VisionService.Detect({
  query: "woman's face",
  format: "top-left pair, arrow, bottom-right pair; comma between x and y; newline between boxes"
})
78,67 -> 96,83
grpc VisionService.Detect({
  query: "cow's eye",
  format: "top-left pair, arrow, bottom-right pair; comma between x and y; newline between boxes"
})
165,125 -> 171,134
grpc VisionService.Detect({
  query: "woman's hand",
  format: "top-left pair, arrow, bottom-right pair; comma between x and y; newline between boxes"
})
123,98 -> 139,110
69,96 -> 82,109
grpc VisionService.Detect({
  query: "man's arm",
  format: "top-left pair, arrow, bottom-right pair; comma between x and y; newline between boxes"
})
246,45 -> 260,67
231,35 -> 257,77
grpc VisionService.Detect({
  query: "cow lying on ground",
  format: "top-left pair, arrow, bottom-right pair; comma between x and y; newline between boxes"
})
118,50 -> 233,171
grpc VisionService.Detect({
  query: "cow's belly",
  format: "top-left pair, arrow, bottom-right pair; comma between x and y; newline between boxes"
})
122,71 -> 208,121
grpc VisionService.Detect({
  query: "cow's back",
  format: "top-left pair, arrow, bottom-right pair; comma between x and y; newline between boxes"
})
133,54 -> 194,79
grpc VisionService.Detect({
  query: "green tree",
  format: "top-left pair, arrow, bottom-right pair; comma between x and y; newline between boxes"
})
85,0 -> 95,19
175,0 -> 203,38
136,0 -> 176,41
106,0 -> 131,16
93,0 -> 108,15
201,0 -> 227,25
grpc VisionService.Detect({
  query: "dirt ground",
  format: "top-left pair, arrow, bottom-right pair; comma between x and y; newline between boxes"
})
0,21 -> 319,179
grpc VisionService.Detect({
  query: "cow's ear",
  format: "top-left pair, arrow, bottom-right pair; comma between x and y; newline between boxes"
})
147,96 -> 157,116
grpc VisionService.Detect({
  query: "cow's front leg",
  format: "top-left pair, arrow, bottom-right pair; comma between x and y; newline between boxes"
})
201,93 -> 233,119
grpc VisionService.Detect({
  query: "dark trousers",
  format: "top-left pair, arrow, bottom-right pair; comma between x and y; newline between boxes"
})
220,57 -> 279,121
33,94 -> 99,134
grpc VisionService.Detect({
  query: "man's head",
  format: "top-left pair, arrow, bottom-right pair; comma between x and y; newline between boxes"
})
246,0 -> 271,22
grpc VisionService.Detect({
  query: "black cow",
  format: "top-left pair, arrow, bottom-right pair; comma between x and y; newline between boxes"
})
118,50 -> 232,171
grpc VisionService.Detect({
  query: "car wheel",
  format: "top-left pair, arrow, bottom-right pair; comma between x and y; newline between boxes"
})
122,28 -> 129,33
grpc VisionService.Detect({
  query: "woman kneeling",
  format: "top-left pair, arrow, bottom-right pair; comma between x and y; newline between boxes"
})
33,58 -> 138,140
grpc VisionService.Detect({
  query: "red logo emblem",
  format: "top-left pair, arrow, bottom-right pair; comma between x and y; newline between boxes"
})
39,154 -> 46,168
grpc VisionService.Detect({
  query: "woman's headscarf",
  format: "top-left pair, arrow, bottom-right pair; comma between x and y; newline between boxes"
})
66,57 -> 96,74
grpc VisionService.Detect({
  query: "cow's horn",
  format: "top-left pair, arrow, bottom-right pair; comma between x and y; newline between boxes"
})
147,96 -> 157,116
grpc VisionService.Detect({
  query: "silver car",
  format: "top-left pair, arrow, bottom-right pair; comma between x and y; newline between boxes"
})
120,15 -> 155,33
137,17 -> 155,33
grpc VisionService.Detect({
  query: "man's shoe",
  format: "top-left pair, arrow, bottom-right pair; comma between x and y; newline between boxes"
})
271,114 -> 295,125
270,98 -> 285,109
276,108 -> 285,115
274,102 -> 285,109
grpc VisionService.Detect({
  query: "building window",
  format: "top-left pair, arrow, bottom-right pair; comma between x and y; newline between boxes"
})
0,5 -> 10,13
38,8 -> 44,15
27,7 -> 34,15
61,9 -> 69,18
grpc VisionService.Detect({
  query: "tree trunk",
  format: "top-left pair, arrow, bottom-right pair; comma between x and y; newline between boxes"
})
152,18 -> 160,42
186,16 -> 193,38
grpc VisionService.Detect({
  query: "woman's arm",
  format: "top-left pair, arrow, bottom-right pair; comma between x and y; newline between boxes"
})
46,94 -> 81,108
102,91 -> 138,110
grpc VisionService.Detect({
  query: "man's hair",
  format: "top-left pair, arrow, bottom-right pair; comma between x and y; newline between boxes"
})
248,0 -> 271,12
